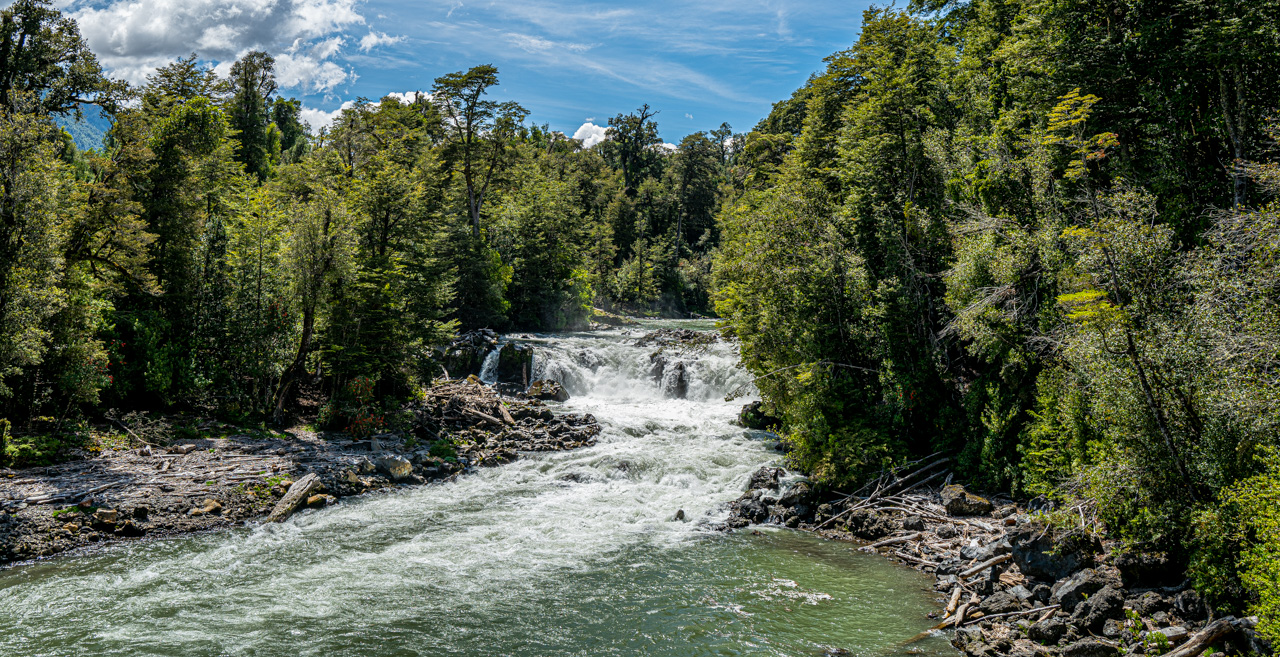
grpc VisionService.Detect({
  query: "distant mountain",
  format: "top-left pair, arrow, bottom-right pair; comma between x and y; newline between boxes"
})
55,109 -> 113,152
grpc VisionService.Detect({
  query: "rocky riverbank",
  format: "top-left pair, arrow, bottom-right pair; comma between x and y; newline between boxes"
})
0,380 -> 598,568
722,461 -> 1269,657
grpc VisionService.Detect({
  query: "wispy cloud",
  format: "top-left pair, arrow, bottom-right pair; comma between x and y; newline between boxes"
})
359,31 -> 405,51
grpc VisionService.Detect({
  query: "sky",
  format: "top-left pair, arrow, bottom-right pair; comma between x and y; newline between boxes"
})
52,0 -> 875,144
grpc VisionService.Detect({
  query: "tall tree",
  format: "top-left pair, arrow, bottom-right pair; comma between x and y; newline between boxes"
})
605,104 -> 660,195
227,51 -> 278,181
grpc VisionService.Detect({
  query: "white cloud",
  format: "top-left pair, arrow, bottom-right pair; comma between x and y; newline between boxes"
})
385,91 -> 430,104
66,0 -> 366,88
684,113 -> 693,119
300,100 -> 356,133
359,31 -> 405,51
572,122 -> 608,148
651,142 -> 678,153
504,32 -> 595,55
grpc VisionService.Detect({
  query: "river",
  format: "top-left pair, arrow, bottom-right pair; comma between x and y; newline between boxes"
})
0,321 -> 954,656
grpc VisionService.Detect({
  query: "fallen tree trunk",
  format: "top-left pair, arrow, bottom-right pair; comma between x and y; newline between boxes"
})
266,473 -> 320,523
960,553 -> 1011,578
1163,617 -> 1241,657
859,532 -> 921,552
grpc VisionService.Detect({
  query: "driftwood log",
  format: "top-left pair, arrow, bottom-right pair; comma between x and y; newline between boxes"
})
1163,617 -> 1243,657
266,473 -> 320,523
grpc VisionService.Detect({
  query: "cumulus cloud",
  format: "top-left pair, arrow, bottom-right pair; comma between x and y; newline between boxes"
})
300,100 -> 356,133
359,31 -> 404,51
385,91 -> 430,104
65,0 -> 366,88
573,122 -> 608,148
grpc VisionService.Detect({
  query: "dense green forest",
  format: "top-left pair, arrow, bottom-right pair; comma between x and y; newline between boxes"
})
3,0 -> 1280,640
715,0 -> 1280,638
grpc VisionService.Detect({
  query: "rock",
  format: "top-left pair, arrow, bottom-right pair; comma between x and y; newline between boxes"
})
738,401 -> 781,430
356,457 -> 376,474
1010,525 -> 1101,581
496,343 -> 534,385
941,484 -> 993,516
936,523 -> 958,539
189,499 -> 222,516
266,473 -> 321,523
373,453 -> 409,478
1052,569 -> 1117,613
1102,618 -> 1124,639
961,539 -> 996,562
1028,619 -> 1069,645
1127,592 -> 1171,616
994,504 -> 1018,519
306,494 -> 327,509
93,509 -> 118,524
131,505 -> 149,520
1173,589 -> 1206,621
114,519 -> 145,537
979,591 -> 1023,615
779,481 -> 814,508
572,350 -> 603,371
526,379 -> 570,402
344,469 -> 362,484
675,509 -> 685,521
1008,584 -> 1034,601
1071,585 -> 1125,632
1061,638 -> 1118,657
902,515 -> 926,532
1154,627 -> 1188,643
746,467 -> 783,491
660,360 -> 689,399
171,444 -> 197,455
1114,551 -> 1183,589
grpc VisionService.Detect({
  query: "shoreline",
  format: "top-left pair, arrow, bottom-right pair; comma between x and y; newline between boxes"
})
0,380 -> 599,570
724,465 -> 1265,657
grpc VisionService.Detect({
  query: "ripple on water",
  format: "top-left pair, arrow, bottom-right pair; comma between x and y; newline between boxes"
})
0,322 -> 955,656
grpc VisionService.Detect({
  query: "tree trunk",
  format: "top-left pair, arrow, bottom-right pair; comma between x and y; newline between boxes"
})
272,304 -> 315,423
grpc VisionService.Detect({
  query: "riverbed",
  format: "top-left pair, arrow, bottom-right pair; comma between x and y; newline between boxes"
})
0,321 -> 954,656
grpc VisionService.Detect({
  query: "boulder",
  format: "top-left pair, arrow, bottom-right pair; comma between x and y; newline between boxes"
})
747,467 -> 783,491
978,591 -> 1023,615
356,457 -> 376,474
1070,585 -> 1125,632
779,481 -> 815,508
1174,589 -> 1207,621
661,360 -> 689,399
901,515 -> 926,532
93,508 -> 118,524
738,401 -> 781,430
1154,627 -> 1188,643
114,519 -> 145,537
1127,591 -> 1171,616
527,379 -> 570,402
1009,525 -> 1100,581
496,343 -> 533,385
1028,618 -> 1069,645
1114,551 -> 1183,588
1052,569 -> 1118,613
1060,638 -> 1118,657
935,523 -> 958,539
941,484 -> 993,516
188,499 -> 222,517
375,455 -> 413,481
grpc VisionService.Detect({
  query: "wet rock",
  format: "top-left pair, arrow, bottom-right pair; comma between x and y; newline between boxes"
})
93,509 -> 118,524
441,330 -> 499,378
1052,569 -> 1117,612
747,467 -> 783,492
634,328 -> 716,348
738,401 -> 781,430
496,343 -> 533,385
114,519 -> 145,537
526,379 -> 570,402
779,481 -> 814,508
572,350 -> 603,371
344,469 -> 362,484
131,505 -> 149,520
941,484 -> 993,516
1010,525 -> 1100,581
675,509 -> 685,521
306,494 -> 328,509
979,591 -> 1022,615
660,360 -> 689,399
188,499 -> 222,516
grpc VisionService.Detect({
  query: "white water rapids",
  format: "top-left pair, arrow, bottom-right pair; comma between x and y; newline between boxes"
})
0,321 -> 954,656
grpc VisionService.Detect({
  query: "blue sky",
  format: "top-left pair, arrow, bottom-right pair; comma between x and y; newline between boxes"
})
55,0 -> 874,143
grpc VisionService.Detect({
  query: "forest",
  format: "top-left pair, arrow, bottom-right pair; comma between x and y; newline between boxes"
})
1,0 -> 1280,642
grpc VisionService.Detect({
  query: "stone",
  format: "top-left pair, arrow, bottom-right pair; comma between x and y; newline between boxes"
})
188,499 -> 222,516
738,401 -> 781,430
979,591 -> 1023,615
746,466 -> 783,491
93,509 -> 118,524
675,509 -> 685,521
526,379 -> 570,402
171,444 -> 197,455
1052,569 -> 1117,613
131,505 -> 149,520
941,484 -> 994,516
1173,590 -> 1207,621
660,360 -> 689,399
1154,627 -> 1188,643
961,539 -> 996,562
1114,551 -> 1183,589
1028,618 -> 1069,645
496,343 -> 534,385
1103,619 -> 1125,639
1009,525 -> 1101,581
1071,585 -> 1125,632
345,469 -> 361,484
306,494 -> 327,509
1008,584 -> 1034,601
356,457 -> 376,474
1061,638 -> 1119,657
1127,592 -> 1170,617
114,519 -> 145,537
779,481 -> 814,508
935,523 -> 958,539
901,515 -> 926,532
